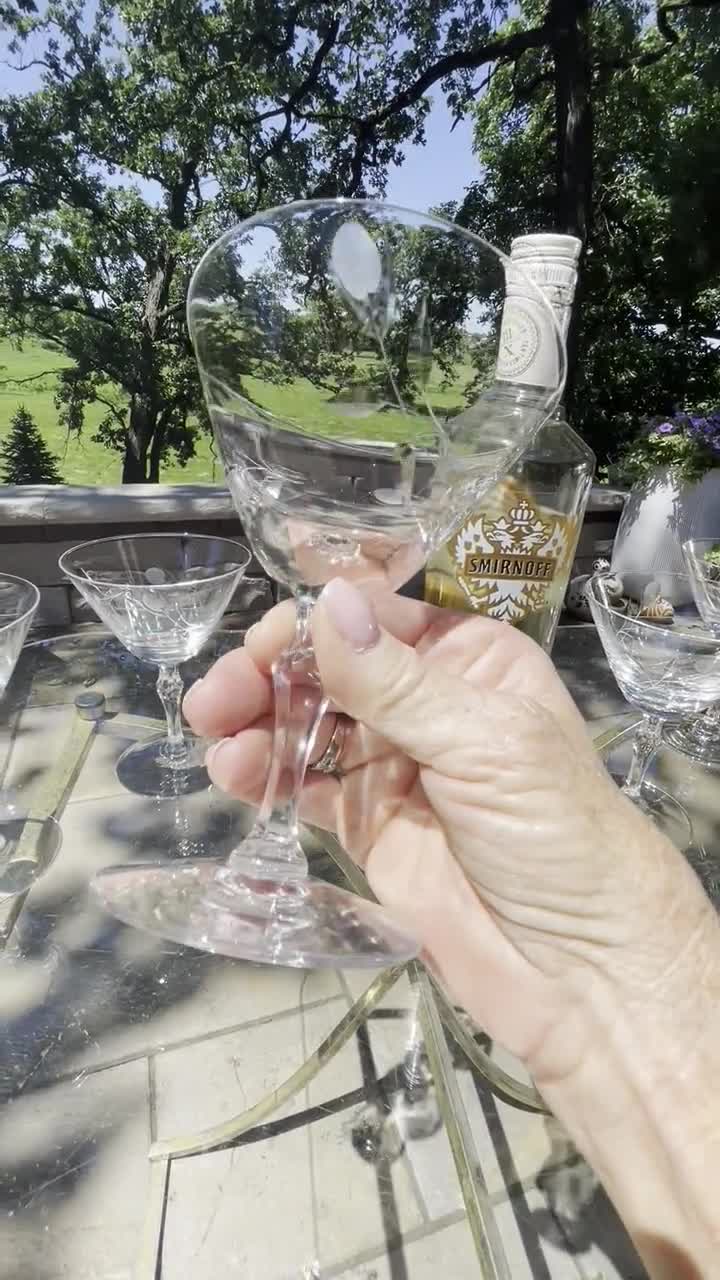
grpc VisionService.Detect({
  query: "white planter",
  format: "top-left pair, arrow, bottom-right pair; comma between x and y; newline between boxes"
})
611,466 -> 720,604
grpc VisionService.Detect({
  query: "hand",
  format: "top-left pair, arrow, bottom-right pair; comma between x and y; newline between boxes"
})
184,580 -> 708,1082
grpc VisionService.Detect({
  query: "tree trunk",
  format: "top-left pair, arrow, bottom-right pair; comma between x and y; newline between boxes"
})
122,442 -> 148,483
549,0 -> 594,414
122,397 -> 155,483
148,416 -> 166,483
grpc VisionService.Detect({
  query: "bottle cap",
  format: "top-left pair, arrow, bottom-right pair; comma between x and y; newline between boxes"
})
496,232 -> 580,388
507,232 -> 580,338
510,233 -> 582,264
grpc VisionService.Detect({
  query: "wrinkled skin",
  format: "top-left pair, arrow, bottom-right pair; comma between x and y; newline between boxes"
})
185,590 -> 691,1083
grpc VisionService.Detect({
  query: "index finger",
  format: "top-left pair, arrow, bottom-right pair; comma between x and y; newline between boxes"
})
184,593 -> 460,740
245,592 -> 450,675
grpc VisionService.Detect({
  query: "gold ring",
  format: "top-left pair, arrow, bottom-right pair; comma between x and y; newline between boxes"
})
313,714 -> 348,777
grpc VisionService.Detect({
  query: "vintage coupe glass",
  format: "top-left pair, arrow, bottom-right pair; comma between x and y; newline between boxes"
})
60,534 -> 250,795
665,539 -> 720,765
587,569 -> 720,846
0,574 -> 62,897
92,198 -> 566,968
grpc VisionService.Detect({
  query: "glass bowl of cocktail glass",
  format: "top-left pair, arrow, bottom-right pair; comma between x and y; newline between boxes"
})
587,569 -> 720,848
0,574 -> 62,899
665,539 -> 720,765
91,197 -> 566,969
59,534 -> 251,796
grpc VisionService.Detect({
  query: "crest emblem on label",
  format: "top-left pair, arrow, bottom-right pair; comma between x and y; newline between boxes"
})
496,301 -> 542,380
453,489 -> 575,622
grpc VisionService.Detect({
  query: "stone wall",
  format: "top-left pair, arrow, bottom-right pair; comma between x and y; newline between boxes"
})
0,482 -> 626,628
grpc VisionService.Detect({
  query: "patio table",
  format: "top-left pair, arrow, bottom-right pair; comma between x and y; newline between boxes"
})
1,621 -> 718,1280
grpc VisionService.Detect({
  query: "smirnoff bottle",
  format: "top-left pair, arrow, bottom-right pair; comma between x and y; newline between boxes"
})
424,233 -> 595,653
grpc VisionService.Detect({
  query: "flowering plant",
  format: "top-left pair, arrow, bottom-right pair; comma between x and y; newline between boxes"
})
606,412 -> 720,486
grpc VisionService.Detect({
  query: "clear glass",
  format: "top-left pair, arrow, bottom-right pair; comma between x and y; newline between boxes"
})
587,569 -> 720,847
0,574 -> 62,898
59,534 -> 251,796
666,538 -> 720,765
425,409 -> 594,651
91,198 -> 566,969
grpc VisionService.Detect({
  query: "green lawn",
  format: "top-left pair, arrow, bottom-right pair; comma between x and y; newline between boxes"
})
0,338 -> 475,484
0,339 -> 220,485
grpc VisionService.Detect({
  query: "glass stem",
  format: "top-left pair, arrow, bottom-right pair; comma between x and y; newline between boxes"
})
692,701 -> 720,743
623,713 -> 663,801
156,664 -> 187,762
229,595 -> 327,881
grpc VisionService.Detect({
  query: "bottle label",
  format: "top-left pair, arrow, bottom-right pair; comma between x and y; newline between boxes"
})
496,297 -> 561,389
452,483 -> 578,623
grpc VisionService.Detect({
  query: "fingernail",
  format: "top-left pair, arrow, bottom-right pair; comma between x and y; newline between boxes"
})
320,579 -> 380,653
244,621 -> 259,645
183,676 -> 204,712
205,737 -> 232,770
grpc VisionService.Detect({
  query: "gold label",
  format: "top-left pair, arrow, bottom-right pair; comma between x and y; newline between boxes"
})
452,483 -> 576,623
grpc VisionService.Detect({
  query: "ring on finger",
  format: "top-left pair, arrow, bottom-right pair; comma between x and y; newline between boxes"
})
313,714 -> 349,777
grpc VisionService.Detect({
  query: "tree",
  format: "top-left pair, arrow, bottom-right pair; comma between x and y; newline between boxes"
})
454,0 -> 720,462
0,0 -> 553,482
0,404 -> 63,483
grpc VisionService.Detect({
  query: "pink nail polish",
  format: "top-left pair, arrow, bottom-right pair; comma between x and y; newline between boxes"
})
321,579 -> 380,653
183,676 -> 204,710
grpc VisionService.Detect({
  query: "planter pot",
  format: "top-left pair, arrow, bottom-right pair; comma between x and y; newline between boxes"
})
611,466 -> 720,605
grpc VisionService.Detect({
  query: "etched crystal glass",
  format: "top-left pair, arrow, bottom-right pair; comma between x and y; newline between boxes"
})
60,534 -> 250,795
588,568 -> 720,847
0,574 -> 62,898
665,538 -> 720,765
91,198 -> 566,968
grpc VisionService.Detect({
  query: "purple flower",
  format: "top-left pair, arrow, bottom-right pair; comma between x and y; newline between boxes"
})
654,420 -> 680,435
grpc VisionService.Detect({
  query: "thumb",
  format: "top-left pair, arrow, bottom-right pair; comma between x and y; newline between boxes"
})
312,578 -> 484,767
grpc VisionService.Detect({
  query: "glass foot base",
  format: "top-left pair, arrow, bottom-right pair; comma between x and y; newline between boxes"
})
0,816 -> 62,900
91,858 -> 418,969
665,722 -> 720,767
610,772 -> 692,851
115,735 -> 209,797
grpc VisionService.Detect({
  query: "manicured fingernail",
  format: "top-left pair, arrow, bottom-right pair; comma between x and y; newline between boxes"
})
183,676 -> 204,712
205,737 -> 232,770
320,579 -> 380,653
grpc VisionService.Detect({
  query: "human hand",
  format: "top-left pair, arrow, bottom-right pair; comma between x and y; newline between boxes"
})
184,580 -> 709,1081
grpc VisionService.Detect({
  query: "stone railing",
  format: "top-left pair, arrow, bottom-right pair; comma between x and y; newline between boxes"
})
0,484 -> 271,627
0,482 -> 626,628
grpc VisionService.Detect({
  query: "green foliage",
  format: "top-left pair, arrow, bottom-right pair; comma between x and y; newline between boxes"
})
0,403 -> 62,484
604,430 -> 711,487
456,1 -> 720,467
604,409 -> 720,486
0,0 -> 510,482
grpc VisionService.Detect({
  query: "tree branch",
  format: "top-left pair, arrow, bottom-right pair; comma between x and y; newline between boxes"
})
450,69 -> 496,129
659,0 -> 720,11
596,2 -> 679,77
0,58 -> 68,79
92,392 -> 127,427
0,368 -> 62,387
286,13 -> 341,111
367,22 -> 551,127
23,294 -> 116,328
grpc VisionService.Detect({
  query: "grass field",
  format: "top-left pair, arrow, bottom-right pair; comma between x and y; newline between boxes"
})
0,338 -> 474,485
0,339 -> 220,485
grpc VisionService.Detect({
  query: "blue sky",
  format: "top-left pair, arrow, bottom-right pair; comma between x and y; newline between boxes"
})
386,100 -> 477,209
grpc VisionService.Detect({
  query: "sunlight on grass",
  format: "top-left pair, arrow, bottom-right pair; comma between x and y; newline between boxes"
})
0,339 -> 475,483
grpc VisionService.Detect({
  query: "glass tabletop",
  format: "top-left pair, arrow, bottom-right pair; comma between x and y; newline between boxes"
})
0,623 -> 717,1280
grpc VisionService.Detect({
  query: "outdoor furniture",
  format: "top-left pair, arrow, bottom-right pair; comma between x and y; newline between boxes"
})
1,621 -> 717,1279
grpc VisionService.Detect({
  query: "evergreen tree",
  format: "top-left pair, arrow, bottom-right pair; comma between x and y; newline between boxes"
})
0,406 -> 63,485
